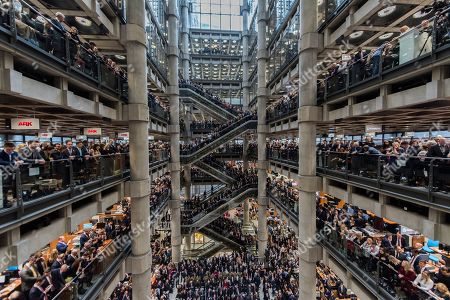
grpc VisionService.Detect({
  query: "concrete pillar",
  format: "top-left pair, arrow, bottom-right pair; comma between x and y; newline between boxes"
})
423,208 -> 443,240
256,0 -> 269,261
374,194 -> 387,218
347,185 -> 353,205
184,165 -> 191,201
168,0 -> 182,264
298,0 -> 321,298
180,0 -> 190,80
125,0 -> 152,298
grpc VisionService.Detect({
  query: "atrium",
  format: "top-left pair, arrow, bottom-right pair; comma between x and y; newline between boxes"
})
1,0 -> 450,299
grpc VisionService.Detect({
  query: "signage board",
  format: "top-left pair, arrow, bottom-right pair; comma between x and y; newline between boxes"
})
11,118 -> 40,130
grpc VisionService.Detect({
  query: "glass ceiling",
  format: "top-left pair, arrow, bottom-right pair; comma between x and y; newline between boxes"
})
190,0 -> 244,31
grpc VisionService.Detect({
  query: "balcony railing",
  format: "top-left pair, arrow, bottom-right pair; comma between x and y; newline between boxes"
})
0,151 -> 169,230
318,8 -> 450,103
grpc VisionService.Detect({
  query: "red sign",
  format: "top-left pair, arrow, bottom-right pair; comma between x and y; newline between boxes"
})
11,118 -> 40,130
83,128 -> 102,136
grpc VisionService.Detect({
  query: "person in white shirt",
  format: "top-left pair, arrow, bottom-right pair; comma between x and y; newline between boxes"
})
413,270 -> 434,291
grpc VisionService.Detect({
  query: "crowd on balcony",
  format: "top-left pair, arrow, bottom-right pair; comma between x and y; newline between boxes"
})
179,111 -> 257,155
267,175 -> 299,213
0,2 -> 126,82
1,139 -> 129,209
266,91 -> 299,121
317,198 -> 450,299
149,141 -> 170,162
267,139 -> 299,163
316,262 -> 358,299
3,198 -> 132,299
317,135 -> 450,191
178,79 -> 241,114
150,173 -> 171,211
182,169 -> 257,224
318,2 -> 450,97
107,273 -> 131,300
148,93 -> 170,119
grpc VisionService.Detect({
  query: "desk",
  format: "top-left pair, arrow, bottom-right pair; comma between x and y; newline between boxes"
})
0,279 -> 21,298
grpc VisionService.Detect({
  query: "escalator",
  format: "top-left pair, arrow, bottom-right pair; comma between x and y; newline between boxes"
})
181,184 -> 257,234
181,116 -> 257,164
194,160 -> 235,185
180,84 -> 238,122
183,240 -> 226,259
199,226 -> 245,251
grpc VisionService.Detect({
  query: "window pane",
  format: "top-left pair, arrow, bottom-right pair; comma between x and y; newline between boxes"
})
221,15 -> 230,30
230,15 -> 242,30
201,14 -> 210,29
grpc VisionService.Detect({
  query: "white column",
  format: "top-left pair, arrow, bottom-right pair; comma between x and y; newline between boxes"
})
168,0 -> 182,264
257,0 -> 269,261
125,0 -> 152,298
298,0 -> 322,299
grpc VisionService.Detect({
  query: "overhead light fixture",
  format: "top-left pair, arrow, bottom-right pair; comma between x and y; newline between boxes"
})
349,30 -> 364,39
378,5 -> 396,17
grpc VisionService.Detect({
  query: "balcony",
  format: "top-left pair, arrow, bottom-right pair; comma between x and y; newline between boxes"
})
0,152 -> 169,233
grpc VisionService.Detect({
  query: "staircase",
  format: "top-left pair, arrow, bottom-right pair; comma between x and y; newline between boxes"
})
180,84 -> 238,122
183,240 -> 226,259
182,184 -> 257,234
180,116 -> 257,164
194,160 -> 235,185
199,226 -> 244,251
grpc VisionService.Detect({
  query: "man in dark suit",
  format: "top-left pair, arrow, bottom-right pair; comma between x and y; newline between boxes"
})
381,233 -> 394,250
0,142 -> 22,208
51,254 -> 64,270
50,264 -> 68,294
392,231 -> 408,248
427,136 -> 450,191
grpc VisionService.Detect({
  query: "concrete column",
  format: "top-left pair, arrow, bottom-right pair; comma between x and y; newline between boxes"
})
256,0 -> 268,261
298,0 -> 321,298
184,165 -> 191,201
168,0 -> 182,264
180,0 -> 190,80
423,208 -> 443,240
125,0 -> 152,298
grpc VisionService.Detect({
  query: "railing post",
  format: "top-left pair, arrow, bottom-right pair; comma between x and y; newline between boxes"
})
15,168 -> 23,217
377,155 -> 382,188
10,3 -> 17,41
99,156 -> 105,184
69,160 -> 75,191
428,158 -> 435,202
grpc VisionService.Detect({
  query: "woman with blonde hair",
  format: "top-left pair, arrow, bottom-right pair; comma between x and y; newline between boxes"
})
434,283 -> 450,300
413,270 -> 434,291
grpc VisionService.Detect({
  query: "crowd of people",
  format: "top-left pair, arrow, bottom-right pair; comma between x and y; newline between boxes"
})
182,168 -> 257,224
107,273 -> 132,300
179,79 -> 241,114
317,199 -> 450,299
267,175 -> 299,214
149,93 -> 170,120
267,140 -> 299,163
180,111 -> 257,155
207,217 -> 256,248
318,135 -> 450,191
0,2 -> 126,82
266,91 -> 298,121
7,198 -> 131,300
0,139 -> 129,208
319,2 -> 450,97
150,173 -> 171,211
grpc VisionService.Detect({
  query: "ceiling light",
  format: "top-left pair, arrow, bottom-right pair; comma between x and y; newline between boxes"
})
349,31 -> 364,39
377,5 -> 396,17
379,32 -> 394,40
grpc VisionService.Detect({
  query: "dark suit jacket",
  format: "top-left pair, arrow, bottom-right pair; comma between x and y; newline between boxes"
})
50,269 -> 66,291
0,150 -> 19,166
51,260 -> 62,270
28,286 -> 46,300
427,144 -> 449,158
